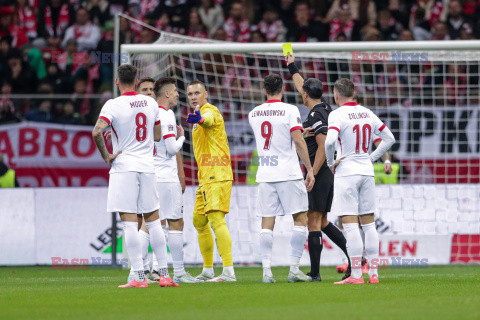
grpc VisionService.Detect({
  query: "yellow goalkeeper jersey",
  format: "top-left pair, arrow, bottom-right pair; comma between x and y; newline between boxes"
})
192,103 -> 233,186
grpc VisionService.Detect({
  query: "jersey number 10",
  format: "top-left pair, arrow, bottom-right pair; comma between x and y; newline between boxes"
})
353,124 -> 371,153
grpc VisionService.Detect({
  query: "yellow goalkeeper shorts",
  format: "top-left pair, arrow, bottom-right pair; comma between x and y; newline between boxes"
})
194,181 -> 232,215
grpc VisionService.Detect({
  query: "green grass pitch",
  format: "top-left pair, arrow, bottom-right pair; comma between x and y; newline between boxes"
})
1,265 -> 479,320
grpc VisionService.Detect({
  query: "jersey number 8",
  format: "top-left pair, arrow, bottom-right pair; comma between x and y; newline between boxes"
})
135,113 -> 147,142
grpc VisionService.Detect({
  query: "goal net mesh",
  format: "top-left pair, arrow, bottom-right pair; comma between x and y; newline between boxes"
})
127,32 -> 480,186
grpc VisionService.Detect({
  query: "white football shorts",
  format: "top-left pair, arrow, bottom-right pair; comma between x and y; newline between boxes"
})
257,179 -> 308,217
107,172 -> 159,214
157,181 -> 183,220
332,175 -> 376,216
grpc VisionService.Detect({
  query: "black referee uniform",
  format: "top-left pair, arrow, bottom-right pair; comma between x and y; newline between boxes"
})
303,101 -> 334,212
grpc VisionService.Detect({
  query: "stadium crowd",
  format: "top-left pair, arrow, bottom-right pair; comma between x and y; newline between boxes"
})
0,0 -> 480,125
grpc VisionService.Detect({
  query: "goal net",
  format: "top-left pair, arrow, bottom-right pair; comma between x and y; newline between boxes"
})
123,34 -> 480,186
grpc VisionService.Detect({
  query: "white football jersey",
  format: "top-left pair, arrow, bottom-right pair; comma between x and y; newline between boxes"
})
99,91 -> 160,174
248,100 -> 304,183
328,102 -> 386,177
154,108 -> 179,182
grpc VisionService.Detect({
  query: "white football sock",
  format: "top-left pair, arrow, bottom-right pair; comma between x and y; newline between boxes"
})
202,267 -> 214,276
138,229 -> 150,271
223,266 -> 235,276
162,223 -> 169,242
168,230 -> 186,277
343,223 -> 364,279
260,229 -> 273,277
341,228 -> 348,264
145,219 -> 168,273
290,225 -> 307,273
362,222 -> 379,277
359,226 -> 367,258
151,254 -> 159,272
123,221 -> 144,281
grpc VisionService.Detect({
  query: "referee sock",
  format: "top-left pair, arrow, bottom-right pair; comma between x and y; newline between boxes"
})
145,219 -> 168,273
260,229 -> 273,277
342,223 -> 363,279
168,230 -> 186,277
308,231 -> 323,277
362,222 -> 379,277
322,222 -> 351,271
122,221 -> 144,282
290,226 -> 307,273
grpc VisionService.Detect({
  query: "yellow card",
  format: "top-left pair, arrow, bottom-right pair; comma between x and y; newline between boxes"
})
282,43 -> 293,56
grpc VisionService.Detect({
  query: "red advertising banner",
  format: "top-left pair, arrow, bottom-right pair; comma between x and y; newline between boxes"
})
0,123 -> 110,187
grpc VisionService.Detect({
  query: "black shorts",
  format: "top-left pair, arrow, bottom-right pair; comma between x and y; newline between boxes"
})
308,167 -> 334,213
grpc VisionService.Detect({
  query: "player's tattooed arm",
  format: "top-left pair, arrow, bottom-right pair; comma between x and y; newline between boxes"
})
92,119 -> 120,165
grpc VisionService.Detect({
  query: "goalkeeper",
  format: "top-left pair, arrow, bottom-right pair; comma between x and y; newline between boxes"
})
186,80 -> 236,282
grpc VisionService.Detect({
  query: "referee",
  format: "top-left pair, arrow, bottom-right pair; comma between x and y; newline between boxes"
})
286,54 -> 351,281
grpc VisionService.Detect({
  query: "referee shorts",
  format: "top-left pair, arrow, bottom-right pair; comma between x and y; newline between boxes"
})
308,168 -> 334,213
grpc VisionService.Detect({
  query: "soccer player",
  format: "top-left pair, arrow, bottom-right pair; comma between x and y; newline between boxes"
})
248,74 -> 315,283
325,78 -> 395,284
92,64 -> 177,288
286,54 -> 352,282
185,80 -> 236,282
105,77 -> 166,283
151,77 -> 202,283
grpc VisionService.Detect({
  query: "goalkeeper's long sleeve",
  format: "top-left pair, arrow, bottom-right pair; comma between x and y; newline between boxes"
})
199,112 -> 215,128
325,128 -> 339,168
370,126 -> 395,163
164,136 -> 185,157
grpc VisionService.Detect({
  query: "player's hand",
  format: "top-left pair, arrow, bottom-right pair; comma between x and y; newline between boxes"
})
286,53 -> 295,65
384,162 -> 392,174
177,125 -> 184,137
187,110 -> 203,124
303,127 -> 314,138
305,169 -> 315,192
103,130 -> 112,141
330,158 -> 344,174
105,151 -> 121,166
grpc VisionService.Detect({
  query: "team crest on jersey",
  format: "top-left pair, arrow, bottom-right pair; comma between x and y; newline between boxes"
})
297,117 -> 301,124
168,124 -> 174,132
193,124 -> 198,130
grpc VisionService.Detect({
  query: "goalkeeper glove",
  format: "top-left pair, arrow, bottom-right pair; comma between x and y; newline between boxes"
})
187,111 -> 204,124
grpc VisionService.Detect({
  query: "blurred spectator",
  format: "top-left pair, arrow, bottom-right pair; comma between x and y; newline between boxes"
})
147,0 -> 190,34
0,36 -> 11,75
26,47 -> 47,81
24,99 -> 54,122
239,0 -> 257,24
287,1 -> 328,42
459,23 -> 474,40
250,30 -> 266,43
411,7 -> 432,40
326,0 -> 377,28
0,6 -> 28,48
0,152 -> 19,188
362,27 -> 381,41
377,9 -> 399,40
446,0 -> 470,40
188,11 -> 209,39
43,62 -> 69,93
399,28 -> 415,41
96,20 -> 115,90
138,28 -> 158,44
464,0 -> 478,18
329,4 -> 361,42
255,7 -> 287,42
119,16 -> 135,43
278,0 -> 295,29
212,27 -> 227,41
37,0 -> 74,48
198,0 -> 225,36
83,0 -> 110,27
55,100 -> 82,124
6,48 -> 38,93
154,13 -> 174,33
223,1 -> 251,42
70,77 -> 93,119
61,8 -> 102,51
409,0 -> 446,31
16,0 -> 37,40
431,20 -> 449,40
0,81 -> 20,124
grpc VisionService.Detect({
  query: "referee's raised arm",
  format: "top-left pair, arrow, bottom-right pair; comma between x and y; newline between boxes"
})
286,53 -> 306,98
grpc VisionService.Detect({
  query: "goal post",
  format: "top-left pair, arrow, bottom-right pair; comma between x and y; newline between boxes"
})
121,36 -> 480,186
